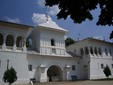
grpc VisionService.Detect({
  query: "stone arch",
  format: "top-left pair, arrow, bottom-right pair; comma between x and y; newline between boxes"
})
47,65 -> 63,81
16,36 -> 24,47
0,32 -> 3,46
6,34 -> 14,46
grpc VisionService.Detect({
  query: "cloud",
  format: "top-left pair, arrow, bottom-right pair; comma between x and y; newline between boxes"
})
31,13 -> 62,29
32,13 -> 47,25
93,36 -> 104,40
4,17 -> 21,23
47,5 -> 60,16
37,0 -> 45,7
37,0 -> 60,16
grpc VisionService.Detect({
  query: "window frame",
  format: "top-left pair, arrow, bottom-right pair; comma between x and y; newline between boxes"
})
28,64 -> 32,71
72,65 -> 76,71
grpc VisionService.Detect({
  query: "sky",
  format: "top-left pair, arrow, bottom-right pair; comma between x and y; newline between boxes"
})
0,0 -> 113,42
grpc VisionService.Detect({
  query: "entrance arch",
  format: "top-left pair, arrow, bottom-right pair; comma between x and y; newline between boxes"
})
47,65 -> 63,82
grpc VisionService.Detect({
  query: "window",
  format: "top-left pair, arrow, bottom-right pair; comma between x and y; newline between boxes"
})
101,64 -> 104,69
16,36 -> 24,47
52,48 -> 56,54
85,47 -> 89,55
51,39 -> 55,46
72,65 -> 75,70
6,35 -> 14,46
28,64 -> 32,71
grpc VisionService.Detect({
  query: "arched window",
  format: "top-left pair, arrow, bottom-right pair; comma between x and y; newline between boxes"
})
80,48 -> 84,56
105,48 -> 108,56
98,48 -> 102,55
85,47 -> 89,55
51,39 -> 55,46
94,47 -> 98,55
16,36 -> 24,47
6,35 -> 14,46
0,33 -> 3,45
90,47 -> 93,54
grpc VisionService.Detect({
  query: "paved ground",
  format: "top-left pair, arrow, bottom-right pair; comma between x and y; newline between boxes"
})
16,80 -> 113,85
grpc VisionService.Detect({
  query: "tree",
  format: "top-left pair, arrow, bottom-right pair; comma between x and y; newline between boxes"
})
65,37 -> 75,46
103,65 -> 111,78
3,67 -> 17,85
45,0 -> 113,39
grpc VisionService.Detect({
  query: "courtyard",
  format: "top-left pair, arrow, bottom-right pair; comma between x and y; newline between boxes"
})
16,80 -> 113,85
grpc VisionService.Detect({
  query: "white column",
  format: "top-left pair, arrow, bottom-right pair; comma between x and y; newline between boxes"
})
23,38 -> 27,52
63,65 -> 71,81
13,36 -> 17,51
2,35 -> 6,50
39,64 -> 47,82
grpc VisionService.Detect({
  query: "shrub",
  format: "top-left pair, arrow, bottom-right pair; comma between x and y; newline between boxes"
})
3,67 -> 17,85
103,65 -> 111,78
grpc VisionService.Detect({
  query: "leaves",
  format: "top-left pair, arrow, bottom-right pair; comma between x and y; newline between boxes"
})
103,65 -> 111,78
3,67 -> 17,85
45,0 -> 113,26
65,37 -> 75,46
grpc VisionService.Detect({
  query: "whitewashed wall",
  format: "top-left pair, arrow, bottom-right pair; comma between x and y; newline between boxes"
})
0,51 -> 29,84
27,54 -> 80,82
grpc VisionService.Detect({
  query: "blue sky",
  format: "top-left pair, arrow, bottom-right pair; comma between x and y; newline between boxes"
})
0,0 -> 113,42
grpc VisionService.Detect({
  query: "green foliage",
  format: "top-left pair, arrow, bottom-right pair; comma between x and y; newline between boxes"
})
45,0 -> 113,39
3,67 -> 17,85
65,37 -> 75,46
45,0 -> 113,26
103,65 -> 111,78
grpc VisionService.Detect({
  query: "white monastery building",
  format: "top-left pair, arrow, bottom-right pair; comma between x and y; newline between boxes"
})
0,18 -> 113,84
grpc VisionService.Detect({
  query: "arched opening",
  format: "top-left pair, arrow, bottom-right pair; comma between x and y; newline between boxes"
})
47,65 -> 62,82
16,36 -> 24,47
0,33 -> 3,46
85,47 -> 89,55
105,48 -> 108,56
90,47 -> 93,54
98,47 -> 102,55
6,35 -> 14,46
94,47 -> 98,55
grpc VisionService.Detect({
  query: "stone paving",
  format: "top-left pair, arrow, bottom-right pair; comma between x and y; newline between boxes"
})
15,80 -> 113,85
